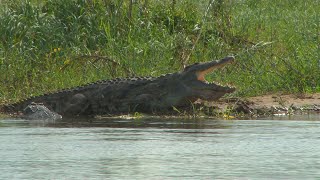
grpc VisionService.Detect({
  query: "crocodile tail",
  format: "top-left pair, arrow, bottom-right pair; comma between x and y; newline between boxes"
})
0,103 -> 17,113
1,99 -> 28,113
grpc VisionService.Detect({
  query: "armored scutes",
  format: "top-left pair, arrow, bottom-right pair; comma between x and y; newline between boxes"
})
1,56 -> 235,119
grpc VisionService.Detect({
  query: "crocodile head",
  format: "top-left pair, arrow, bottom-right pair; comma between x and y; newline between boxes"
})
174,56 -> 236,103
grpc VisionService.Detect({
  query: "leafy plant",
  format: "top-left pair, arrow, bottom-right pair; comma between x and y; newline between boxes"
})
0,0 -> 318,104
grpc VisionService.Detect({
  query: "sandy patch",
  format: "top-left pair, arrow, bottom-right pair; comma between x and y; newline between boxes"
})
201,93 -> 320,116
247,93 -> 320,108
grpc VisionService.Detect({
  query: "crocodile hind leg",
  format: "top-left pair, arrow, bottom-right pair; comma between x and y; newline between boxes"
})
63,93 -> 90,116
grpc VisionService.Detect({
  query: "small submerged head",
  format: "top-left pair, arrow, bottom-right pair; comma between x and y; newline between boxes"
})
180,56 -> 236,101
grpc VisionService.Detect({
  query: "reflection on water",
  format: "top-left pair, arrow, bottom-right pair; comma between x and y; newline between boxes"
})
1,114 -> 320,179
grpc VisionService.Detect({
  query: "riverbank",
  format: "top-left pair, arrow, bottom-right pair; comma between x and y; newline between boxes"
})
1,93 -> 319,120
92,93 -> 320,120
204,93 -> 320,119
0,1 -> 318,120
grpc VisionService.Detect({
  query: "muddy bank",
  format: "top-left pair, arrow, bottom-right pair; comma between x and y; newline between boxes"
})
206,93 -> 320,117
1,93 -> 320,120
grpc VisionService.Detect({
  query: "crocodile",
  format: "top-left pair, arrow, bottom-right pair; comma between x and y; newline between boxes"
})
1,56 -> 235,119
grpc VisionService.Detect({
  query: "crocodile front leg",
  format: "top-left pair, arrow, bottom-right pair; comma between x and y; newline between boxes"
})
63,93 -> 89,116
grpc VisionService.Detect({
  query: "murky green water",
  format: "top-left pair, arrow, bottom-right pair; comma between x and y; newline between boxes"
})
1,114 -> 320,179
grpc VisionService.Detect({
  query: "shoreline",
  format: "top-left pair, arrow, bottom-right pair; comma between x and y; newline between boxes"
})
207,93 -> 320,118
1,93 -> 320,120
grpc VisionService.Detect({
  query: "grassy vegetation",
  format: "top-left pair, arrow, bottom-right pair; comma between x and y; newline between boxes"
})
0,0 -> 319,104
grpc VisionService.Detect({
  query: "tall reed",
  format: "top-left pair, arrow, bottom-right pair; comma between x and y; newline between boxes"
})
0,0 -> 318,103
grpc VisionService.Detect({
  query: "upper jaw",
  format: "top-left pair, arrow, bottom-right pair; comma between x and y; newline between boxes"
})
196,56 -> 234,82
195,56 -> 235,92
196,56 -> 235,72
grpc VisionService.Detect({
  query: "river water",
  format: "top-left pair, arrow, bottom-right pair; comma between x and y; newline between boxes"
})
1,114 -> 320,179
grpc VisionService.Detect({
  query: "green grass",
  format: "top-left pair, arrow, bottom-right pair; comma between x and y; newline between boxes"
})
0,0 -> 319,104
